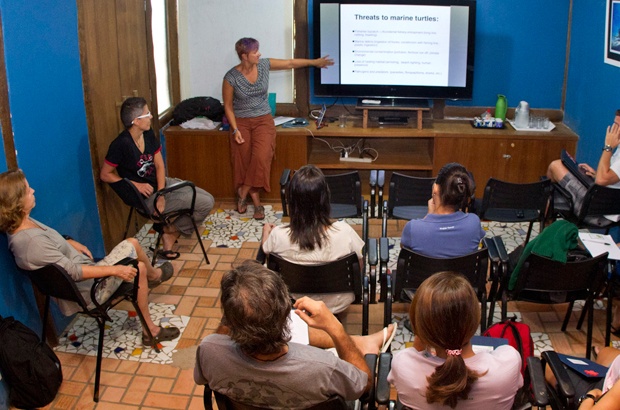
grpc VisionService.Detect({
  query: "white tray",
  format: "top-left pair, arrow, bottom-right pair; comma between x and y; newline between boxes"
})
507,119 -> 556,132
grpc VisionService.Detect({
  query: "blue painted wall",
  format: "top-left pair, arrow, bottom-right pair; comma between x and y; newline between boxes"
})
309,0 -> 570,110
565,0 -> 620,166
0,0 -> 100,403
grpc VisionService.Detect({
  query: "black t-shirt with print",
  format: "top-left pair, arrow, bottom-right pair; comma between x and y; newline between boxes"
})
104,128 -> 161,190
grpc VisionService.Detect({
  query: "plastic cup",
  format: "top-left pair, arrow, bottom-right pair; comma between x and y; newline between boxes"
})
339,114 -> 347,128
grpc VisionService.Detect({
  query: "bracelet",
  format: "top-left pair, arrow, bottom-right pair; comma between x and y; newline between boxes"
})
232,128 -> 239,135
603,144 -> 613,152
578,393 -> 597,406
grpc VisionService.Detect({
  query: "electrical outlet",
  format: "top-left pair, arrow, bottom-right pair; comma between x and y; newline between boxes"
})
339,157 -> 372,163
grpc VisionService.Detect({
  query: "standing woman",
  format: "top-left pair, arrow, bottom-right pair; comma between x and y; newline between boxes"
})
223,37 -> 333,220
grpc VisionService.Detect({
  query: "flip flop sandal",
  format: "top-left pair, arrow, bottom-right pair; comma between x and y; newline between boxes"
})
381,322 -> 398,353
142,325 -> 180,347
157,249 -> 180,260
148,262 -> 174,289
253,205 -> 265,220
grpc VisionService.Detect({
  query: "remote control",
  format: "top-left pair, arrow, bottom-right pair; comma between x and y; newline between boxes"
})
362,99 -> 381,105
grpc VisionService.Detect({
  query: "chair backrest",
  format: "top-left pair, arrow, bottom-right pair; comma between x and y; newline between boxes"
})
577,184 -> 620,223
513,251 -> 608,298
212,390 -> 348,410
387,173 -> 435,219
479,178 -> 551,222
19,264 -> 90,310
108,178 -> 150,213
324,171 -> 362,218
266,252 -> 363,303
393,246 -> 489,302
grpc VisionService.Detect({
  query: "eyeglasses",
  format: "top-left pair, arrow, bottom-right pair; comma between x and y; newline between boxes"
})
135,112 -> 152,120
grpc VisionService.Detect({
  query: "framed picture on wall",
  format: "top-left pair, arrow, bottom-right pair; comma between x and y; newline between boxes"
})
605,0 -> 620,67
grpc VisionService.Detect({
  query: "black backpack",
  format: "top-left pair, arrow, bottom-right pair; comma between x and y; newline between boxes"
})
171,96 -> 225,124
0,315 -> 62,409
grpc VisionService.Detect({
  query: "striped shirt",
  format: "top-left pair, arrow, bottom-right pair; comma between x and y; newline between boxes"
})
224,58 -> 272,118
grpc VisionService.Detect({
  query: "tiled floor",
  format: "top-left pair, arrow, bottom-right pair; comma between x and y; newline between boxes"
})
32,200 -> 619,409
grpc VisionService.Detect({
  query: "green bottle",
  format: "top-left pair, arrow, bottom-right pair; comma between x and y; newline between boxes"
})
495,94 -> 507,121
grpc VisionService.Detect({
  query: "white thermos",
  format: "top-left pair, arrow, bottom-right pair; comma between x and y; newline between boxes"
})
514,101 -> 530,128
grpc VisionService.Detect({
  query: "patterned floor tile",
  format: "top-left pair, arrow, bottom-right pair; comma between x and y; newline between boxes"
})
55,303 -> 189,365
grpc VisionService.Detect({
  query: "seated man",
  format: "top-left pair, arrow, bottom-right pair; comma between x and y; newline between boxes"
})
547,109 -> 620,218
100,97 -> 215,260
194,260 -> 396,409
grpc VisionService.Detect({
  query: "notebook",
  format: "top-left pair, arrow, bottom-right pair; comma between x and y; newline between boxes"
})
561,149 -> 595,187
558,353 -> 607,379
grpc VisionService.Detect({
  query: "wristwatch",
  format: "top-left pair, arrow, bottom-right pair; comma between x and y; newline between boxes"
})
603,144 -> 613,152
578,393 -> 597,406
232,128 -> 239,135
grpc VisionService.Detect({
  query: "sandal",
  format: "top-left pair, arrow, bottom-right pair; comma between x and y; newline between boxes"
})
157,249 -> 180,260
148,262 -> 174,289
381,323 -> 398,353
253,205 -> 265,220
612,325 -> 620,337
142,325 -> 180,346
237,189 -> 248,214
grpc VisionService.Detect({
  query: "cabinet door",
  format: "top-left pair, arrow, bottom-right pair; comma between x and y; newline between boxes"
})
434,137 -> 510,197
504,139 -> 575,183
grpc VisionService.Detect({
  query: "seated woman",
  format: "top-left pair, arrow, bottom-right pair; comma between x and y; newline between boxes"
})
100,97 -> 214,260
0,169 -> 179,346
388,271 -> 523,409
261,164 -> 364,315
400,162 -> 484,258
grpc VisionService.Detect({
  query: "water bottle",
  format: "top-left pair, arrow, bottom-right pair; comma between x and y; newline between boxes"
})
495,94 -> 507,121
515,101 -> 530,128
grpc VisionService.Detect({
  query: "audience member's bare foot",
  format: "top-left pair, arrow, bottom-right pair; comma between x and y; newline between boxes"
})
353,323 -> 397,355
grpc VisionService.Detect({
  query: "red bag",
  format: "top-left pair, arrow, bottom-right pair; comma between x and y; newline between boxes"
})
483,318 -> 534,377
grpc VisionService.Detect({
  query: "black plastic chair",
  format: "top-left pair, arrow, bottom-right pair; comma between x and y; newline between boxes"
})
380,172 -> 435,236
527,350 -> 609,410
478,178 -> 552,245
375,351 -> 548,410
487,237 -> 609,359
381,244 -> 489,332
265,252 -> 370,335
203,354 -> 378,410
369,170 -> 386,219
18,258 -> 156,402
552,182 -> 620,233
108,178 -> 209,265
280,169 -> 366,219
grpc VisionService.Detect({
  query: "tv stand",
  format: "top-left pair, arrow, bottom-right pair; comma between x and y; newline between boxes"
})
356,98 -> 430,130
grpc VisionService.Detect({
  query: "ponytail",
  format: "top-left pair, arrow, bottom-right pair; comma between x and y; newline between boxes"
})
425,351 -> 484,408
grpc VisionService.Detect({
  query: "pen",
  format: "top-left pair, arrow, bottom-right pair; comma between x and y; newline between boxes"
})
583,239 -> 612,246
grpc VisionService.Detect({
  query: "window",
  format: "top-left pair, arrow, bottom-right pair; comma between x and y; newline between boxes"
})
151,0 -> 172,115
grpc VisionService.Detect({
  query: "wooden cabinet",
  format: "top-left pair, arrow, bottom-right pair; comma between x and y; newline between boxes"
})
164,120 -> 577,200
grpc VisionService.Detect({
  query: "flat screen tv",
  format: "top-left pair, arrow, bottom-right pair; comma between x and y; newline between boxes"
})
313,0 -> 476,104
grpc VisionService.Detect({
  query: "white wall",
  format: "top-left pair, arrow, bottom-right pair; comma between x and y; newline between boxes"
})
178,0 -> 294,103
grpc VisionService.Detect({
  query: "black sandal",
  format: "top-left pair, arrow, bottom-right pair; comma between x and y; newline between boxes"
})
157,249 -> 180,260
142,326 -> 180,346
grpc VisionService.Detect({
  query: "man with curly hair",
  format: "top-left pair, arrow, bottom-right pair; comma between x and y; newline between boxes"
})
194,260 -> 391,409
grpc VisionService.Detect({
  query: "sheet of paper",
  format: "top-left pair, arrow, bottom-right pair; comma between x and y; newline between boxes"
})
579,232 -> 620,260
274,116 -> 296,126
288,310 -> 309,345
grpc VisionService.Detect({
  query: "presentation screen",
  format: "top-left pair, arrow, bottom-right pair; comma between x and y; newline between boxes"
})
313,0 -> 476,100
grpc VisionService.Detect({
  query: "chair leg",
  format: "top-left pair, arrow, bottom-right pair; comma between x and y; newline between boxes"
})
151,232 -> 162,266
94,318 -> 106,402
131,300 -> 160,353
525,221 -> 534,244
41,295 -> 51,342
606,280 -> 613,346
561,301 -> 575,332
586,297 -> 594,360
192,220 -> 210,265
123,207 -> 134,239
480,294 -> 487,333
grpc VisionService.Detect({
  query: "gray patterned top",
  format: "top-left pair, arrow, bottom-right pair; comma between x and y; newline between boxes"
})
224,58 -> 272,118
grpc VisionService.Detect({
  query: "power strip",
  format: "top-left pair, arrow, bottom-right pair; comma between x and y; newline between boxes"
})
340,156 -> 372,163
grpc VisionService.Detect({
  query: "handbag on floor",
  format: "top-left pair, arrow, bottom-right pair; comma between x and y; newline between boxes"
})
0,315 -> 62,409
